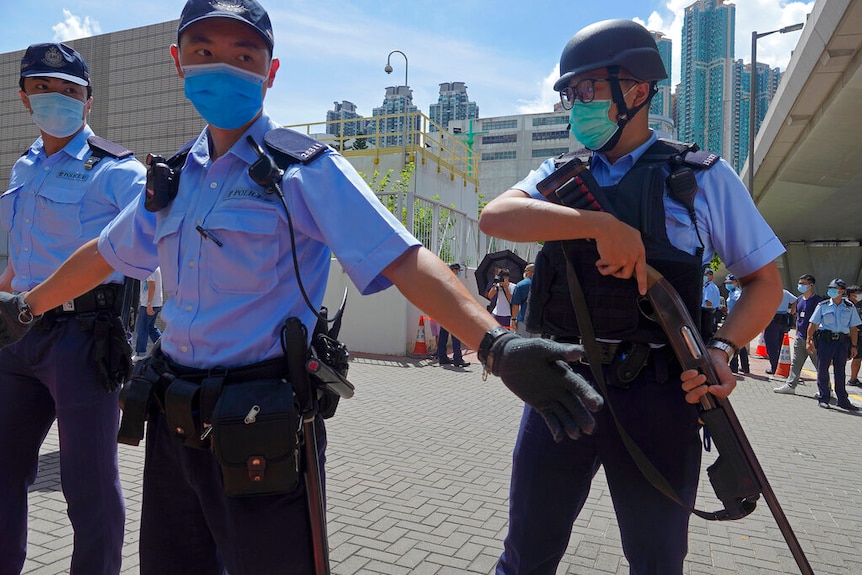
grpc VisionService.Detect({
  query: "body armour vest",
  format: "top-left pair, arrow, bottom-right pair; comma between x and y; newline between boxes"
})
526,140 -> 714,344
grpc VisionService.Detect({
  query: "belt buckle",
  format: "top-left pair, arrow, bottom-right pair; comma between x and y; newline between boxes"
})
832,333 -> 841,341
61,300 -> 76,312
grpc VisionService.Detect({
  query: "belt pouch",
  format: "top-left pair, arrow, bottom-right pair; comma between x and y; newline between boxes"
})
117,370 -> 156,446
165,378 -> 204,448
211,378 -> 299,497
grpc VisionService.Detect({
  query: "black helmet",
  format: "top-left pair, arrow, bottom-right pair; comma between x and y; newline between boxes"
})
554,19 -> 667,92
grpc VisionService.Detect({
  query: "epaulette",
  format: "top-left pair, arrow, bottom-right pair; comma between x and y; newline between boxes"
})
681,149 -> 720,170
263,128 -> 328,170
85,135 -> 134,170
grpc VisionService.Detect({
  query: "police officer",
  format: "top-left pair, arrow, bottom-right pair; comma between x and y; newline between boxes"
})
725,274 -> 749,373
480,19 -> 784,575
0,43 -> 144,574
701,268 -> 720,340
806,278 -> 860,410
0,2 -> 603,573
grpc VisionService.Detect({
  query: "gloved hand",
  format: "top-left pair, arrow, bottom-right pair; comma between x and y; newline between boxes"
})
486,333 -> 604,442
0,292 -> 37,349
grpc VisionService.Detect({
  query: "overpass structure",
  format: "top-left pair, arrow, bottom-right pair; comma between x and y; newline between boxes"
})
744,0 -> 862,287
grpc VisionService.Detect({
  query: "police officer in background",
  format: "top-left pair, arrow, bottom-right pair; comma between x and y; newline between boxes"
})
807,278 -> 860,411
480,19 -> 784,575
724,274 -> 749,373
0,43 -> 144,574
0,2 -> 603,573
701,268 -> 720,340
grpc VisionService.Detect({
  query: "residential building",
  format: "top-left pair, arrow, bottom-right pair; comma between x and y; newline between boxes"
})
428,82 -> 479,132
678,0 -> 736,159
649,30 -> 675,138
325,100 -> 364,138
370,85 -> 420,148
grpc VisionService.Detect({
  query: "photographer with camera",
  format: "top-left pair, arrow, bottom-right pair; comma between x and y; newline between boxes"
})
0,1 -> 605,572
486,268 -> 514,327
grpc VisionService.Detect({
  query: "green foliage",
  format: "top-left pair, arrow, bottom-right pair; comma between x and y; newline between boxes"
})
352,131 -> 368,150
359,161 -> 415,225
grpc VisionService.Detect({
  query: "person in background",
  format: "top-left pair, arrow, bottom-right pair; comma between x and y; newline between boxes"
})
0,42 -> 144,575
725,274 -> 749,374
436,263 -> 470,368
510,263 -> 535,337
845,284 -> 862,387
133,267 -> 163,361
701,268 -> 720,341
807,278 -> 860,410
486,268 -> 514,327
774,274 -> 821,394
764,287 -> 797,375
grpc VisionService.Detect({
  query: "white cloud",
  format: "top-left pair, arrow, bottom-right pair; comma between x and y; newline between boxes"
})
516,65 -> 560,115
52,9 -> 101,42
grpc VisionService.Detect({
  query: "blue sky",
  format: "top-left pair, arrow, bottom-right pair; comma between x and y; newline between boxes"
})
1,0 -> 813,126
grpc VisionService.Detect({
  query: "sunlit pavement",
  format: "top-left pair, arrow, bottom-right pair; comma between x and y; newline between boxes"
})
25,349 -> 860,574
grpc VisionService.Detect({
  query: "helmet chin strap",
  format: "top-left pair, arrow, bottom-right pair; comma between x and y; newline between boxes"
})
595,66 -> 654,153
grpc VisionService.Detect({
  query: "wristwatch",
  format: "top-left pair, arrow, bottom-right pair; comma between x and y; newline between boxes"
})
477,326 -> 510,368
706,338 -> 736,363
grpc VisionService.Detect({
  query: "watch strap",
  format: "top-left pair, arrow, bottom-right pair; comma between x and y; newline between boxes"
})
478,326 -> 510,368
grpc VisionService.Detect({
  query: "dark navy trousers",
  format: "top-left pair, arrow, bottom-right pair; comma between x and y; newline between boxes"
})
497,363 -> 702,575
437,327 -> 464,363
0,318 -> 124,575
764,315 -> 789,371
815,336 -> 850,404
139,411 -> 327,575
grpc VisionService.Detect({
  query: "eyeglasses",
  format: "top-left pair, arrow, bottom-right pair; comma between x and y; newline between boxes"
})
559,78 -> 640,110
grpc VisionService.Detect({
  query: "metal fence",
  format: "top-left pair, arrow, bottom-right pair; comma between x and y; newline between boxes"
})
375,192 -> 541,268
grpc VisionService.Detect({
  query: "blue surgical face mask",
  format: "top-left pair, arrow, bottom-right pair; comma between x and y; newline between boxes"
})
182,63 -> 266,130
725,284 -> 735,292
27,92 -> 85,138
703,275 -> 709,283
827,288 -> 840,298
797,283 -> 808,294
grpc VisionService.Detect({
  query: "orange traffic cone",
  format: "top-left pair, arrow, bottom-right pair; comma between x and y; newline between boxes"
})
774,333 -> 792,378
412,315 -> 428,356
753,331 -> 768,358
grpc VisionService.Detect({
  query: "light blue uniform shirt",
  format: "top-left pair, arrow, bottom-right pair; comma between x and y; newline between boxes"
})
515,132 -> 786,277
727,287 -> 742,313
809,298 -> 862,334
98,113 -> 420,369
775,289 -> 796,313
1,126 -> 145,292
702,280 -> 720,308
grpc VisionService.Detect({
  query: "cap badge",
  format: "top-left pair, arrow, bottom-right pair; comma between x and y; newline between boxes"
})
41,46 -> 66,69
212,1 -> 244,13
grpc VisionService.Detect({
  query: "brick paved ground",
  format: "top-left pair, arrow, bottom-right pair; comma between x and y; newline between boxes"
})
24,349 -> 861,574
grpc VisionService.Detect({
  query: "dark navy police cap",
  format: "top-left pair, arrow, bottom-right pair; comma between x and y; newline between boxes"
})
178,0 -> 274,50
20,43 -> 89,86
828,278 -> 846,289
725,274 -> 736,282
449,263 -> 462,271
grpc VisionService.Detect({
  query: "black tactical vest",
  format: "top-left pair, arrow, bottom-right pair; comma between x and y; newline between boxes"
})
526,140 -> 715,344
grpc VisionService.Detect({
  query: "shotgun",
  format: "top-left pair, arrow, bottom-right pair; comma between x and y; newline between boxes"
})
536,155 -> 815,574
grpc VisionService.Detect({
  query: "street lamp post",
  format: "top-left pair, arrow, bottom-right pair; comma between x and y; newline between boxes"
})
385,50 -> 411,230
748,23 -> 804,195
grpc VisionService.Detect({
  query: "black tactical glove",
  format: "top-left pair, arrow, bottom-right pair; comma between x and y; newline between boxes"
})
0,292 -> 37,349
479,327 -> 604,442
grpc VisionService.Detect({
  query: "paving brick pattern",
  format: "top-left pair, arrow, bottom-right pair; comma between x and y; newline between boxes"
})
24,351 -> 860,574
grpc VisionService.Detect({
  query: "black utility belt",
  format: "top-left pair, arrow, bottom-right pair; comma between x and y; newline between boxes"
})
546,336 -> 678,387
118,347 -> 300,498
817,330 -> 850,342
48,283 -> 124,317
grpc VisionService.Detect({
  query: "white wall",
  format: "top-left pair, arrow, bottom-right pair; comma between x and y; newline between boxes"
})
321,258 -> 483,356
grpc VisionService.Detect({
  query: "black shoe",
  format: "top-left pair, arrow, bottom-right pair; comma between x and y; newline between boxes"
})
765,368 -> 774,375
818,401 -> 831,409
848,378 -> 861,387
453,361 -> 471,368
439,358 -> 452,365
837,399 -> 859,411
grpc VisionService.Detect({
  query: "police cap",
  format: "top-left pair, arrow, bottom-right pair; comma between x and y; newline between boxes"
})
178,0 -> 274,51
20,43 -> 89,86
828,278 -> 846,289
725,274 -> 736,282
448,263 -> 462,271
554,19 -> 667,92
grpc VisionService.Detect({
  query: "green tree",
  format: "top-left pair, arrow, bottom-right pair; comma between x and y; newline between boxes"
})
352,130 -> 368,150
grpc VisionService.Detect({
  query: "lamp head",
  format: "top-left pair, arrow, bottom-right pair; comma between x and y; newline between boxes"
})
384,64 -> 393,74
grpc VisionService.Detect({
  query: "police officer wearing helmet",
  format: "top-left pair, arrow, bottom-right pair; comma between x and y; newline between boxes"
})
480,19 -> 785,575
0,1 -> 606,572
0,43 -> 144,574
806,278 -> 860,410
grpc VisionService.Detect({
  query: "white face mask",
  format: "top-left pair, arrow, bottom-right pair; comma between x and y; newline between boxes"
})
27,92 -> 85,138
